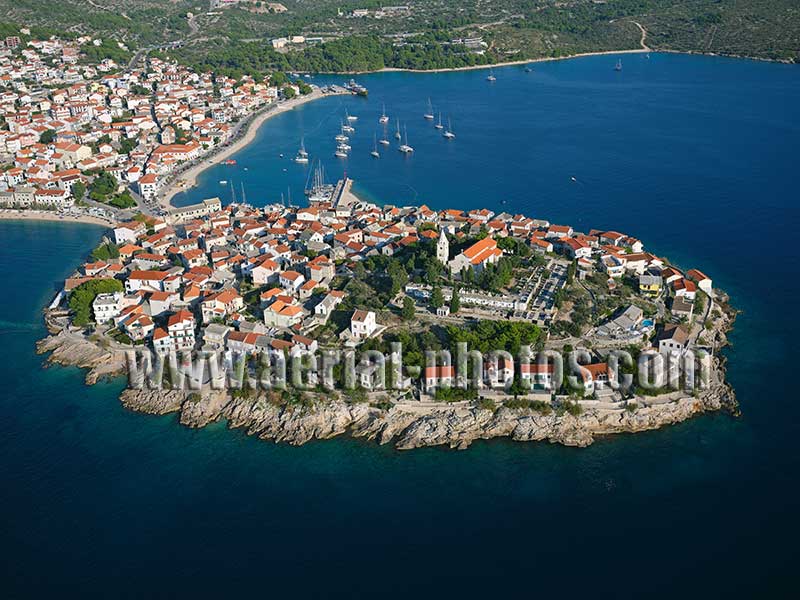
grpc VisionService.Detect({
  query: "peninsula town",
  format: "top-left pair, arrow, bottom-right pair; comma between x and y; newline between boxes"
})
0,32 -> 738,449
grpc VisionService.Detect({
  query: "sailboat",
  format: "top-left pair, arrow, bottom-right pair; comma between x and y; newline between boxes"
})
371,134 -> 380,158
434,112 -> 444,130
398,125 -> 414,154
294,137 -> 309,163
305,160 -> 335,202
335,123 -> 349,143
335,138 -> 350,157
614,59 -> 623,71
443,117 -> 455,139
346,108 -> 358,122
342,118 -> 354,134
379,123 -> 390,146
423,98 -> 434,120
487,68 -> 496,82
394,118 -> 402,140
379,103 -> 389,125
240,182 -> 247,205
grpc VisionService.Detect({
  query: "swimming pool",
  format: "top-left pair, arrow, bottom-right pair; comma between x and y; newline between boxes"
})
642,319 -> 654,327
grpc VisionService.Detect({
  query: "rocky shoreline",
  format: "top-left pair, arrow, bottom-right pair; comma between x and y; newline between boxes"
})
116,381 -> 735,450
35,300 -> 739,450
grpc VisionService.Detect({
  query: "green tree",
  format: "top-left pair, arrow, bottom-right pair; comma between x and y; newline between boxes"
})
430,286 -> 444,309
270,71 -> 288,86
449,285 -> 461,314
109,191 -> 136,209
401,297 -> 415,321
89,171 -> 118,200
282,85 -> 296,99
91,242 -> 120,261
68,279 -> 123,326
387,261 -> 408,295
39,129 -> 56,144
462,266 -> 475,285
119,137 -> 136,154
72,181 -> 86,203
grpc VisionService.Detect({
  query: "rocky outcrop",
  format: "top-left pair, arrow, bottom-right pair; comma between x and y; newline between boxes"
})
180,390 -> 231,428
36,331 -> 126,384
114,382 -> 735,451
119,388 -> 185,415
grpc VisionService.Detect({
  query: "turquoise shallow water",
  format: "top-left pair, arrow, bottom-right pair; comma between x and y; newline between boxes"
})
2,53 -> 800,598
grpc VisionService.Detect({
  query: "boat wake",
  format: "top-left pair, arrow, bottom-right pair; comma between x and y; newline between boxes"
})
0,320 -> 40,333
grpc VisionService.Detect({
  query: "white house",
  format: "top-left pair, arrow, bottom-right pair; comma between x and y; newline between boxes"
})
263,300 -> 303,329
657,324 -> 690,355
92,292 -> 122,324
113,221 -> 145,245
166,309 -> 196,351
279,270 -> 305,293
424,365 -> 454,392
314,290 -> 344,322
350,310 -> 377,340
687,269 -> 714,297
251,258 -> 279,285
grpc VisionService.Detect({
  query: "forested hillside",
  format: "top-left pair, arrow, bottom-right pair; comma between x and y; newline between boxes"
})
0,0 -> 796,72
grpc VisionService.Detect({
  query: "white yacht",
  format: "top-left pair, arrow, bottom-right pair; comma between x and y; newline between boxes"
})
346,108 -> 358,122
379,104 -> 389,125
394,118 -> 402,140
487,68 -> 496,82
371,135 -> 380,158
398,126 -> 414,154
379,123 -> 391,145
443,117 -> 455,139
434,112 -> 444,130
424,98 -> 434,120
294,138 -> 309,163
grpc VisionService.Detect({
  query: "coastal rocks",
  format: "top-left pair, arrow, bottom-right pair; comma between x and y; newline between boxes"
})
223,396 -> 379,446
392,407 -> 594,450
120,388 -> 185,415
36,331 -> 126,384
180,390 -> 230,428
110,382 -> 737,451
36,323 -> 740,450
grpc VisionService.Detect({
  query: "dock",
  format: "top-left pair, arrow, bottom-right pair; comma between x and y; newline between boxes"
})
333,177 -> 360,209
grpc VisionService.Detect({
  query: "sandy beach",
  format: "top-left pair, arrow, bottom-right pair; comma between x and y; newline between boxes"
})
159,87 -> 347,209
376,48 -> 652,75
0,209 -> 111,228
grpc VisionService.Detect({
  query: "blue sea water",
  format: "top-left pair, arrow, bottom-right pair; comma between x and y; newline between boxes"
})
2,53 -> 799,598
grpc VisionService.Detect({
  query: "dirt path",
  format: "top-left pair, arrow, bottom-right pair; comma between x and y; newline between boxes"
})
631,21 -> 650,50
